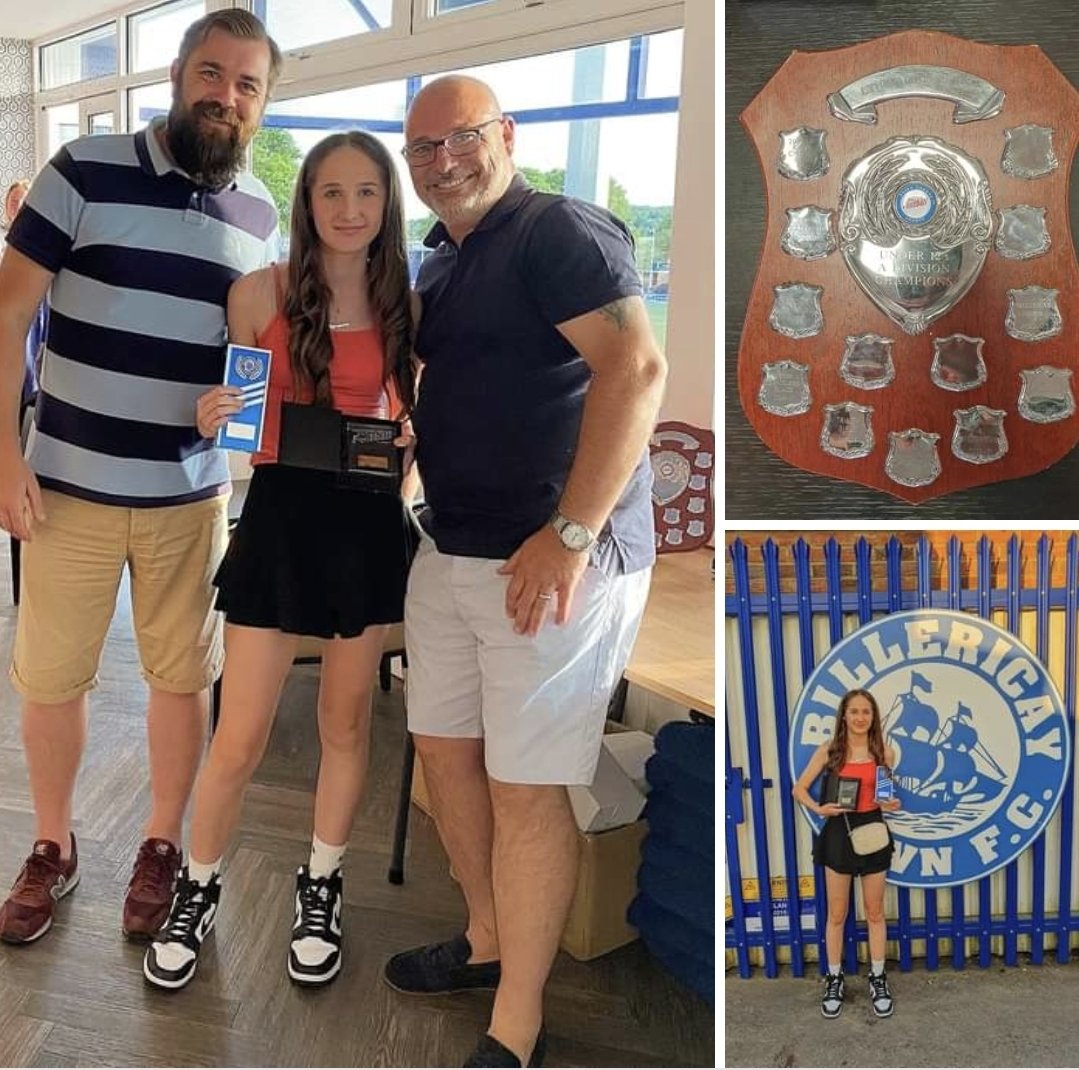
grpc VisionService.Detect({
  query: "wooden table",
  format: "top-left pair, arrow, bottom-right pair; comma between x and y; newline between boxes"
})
623,548 -> 715,717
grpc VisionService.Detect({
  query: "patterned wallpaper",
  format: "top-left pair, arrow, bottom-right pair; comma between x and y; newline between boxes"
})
0,38 -> 34,218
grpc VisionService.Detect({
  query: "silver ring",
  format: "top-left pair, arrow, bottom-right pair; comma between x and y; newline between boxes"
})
537,592 -> 554,601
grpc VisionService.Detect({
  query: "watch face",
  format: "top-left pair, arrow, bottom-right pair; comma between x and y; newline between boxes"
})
560,520 -> 593,551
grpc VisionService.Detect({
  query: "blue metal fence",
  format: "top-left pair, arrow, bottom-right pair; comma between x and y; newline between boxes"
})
724,534 -> 1079,978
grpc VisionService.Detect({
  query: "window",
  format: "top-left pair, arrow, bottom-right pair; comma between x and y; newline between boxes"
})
41,24 -> 117,90
129,0 -> 206,73
128,82 -> 172,131
252,30 -> 680,346
45,103 -> 80,157
258,0 -> 395,52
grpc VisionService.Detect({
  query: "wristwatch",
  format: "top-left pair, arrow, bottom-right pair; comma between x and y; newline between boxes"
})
550,510 -> 596,552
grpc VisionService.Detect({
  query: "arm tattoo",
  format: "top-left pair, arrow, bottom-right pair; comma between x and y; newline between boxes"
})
597,298 -> 633,331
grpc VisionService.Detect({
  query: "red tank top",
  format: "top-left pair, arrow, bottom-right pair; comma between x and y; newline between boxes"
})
835,760 -> 880,813
251,311 -> 401,466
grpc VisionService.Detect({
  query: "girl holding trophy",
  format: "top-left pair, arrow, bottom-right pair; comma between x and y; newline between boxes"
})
793,688 -> 901,1019
144,131 -> 417,991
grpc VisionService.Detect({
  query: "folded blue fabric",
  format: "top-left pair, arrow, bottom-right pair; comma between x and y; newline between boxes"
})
642,794 -> 715,858
636,857 -> 714,933
641,832 -> 714,893
630,891 -> 715,1006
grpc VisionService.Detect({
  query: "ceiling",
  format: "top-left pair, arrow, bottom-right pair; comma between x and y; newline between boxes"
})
4,0 -> 131,42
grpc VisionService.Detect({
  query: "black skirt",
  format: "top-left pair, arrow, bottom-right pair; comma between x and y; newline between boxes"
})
214,463 -> 417,638
813,809 -> 894,876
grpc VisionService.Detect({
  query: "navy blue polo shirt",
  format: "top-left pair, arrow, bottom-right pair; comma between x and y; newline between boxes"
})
413,174 -> 655,574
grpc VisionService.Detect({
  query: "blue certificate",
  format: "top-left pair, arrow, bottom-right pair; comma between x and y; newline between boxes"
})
216,343 -> 272,453
875,765 -> 895,804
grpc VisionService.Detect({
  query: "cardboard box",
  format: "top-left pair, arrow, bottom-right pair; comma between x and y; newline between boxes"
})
410,724 -> 650,962
602,729 -> 655,792
566,743 -> 646,832
560,817 -> 647,961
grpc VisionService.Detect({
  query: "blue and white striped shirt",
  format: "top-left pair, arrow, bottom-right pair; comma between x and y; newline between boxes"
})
7,118 -> 278,506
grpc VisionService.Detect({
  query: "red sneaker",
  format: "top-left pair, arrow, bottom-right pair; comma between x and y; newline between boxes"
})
0,835 -> 79,944
123,838 -> 180,941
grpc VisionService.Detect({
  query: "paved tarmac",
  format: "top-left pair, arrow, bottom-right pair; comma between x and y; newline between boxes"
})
725,959 -> 1079,1067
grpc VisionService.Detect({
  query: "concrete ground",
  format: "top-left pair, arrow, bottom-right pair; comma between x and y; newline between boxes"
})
725,959 -> 1079,1067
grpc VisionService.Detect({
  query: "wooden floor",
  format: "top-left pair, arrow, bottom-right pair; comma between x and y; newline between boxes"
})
0,554 -> 715,1068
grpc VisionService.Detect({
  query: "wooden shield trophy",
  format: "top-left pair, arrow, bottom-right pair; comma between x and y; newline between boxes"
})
738,31 -> 1079,502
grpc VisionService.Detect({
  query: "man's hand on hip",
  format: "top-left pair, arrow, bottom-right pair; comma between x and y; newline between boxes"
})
497,525 -> 589,637
0,444 -> 44,540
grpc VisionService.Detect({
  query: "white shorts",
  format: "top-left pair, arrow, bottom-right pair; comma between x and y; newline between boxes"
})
404,536 -> 651,785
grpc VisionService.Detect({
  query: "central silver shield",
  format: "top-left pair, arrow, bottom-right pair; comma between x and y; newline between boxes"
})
838,135 -> 993,335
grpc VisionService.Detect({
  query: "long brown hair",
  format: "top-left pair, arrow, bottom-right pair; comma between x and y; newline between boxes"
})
284,132 -> 416,414
826,689 -> 886,771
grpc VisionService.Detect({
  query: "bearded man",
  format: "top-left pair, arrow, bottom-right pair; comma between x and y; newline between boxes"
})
0,9 -> 281,946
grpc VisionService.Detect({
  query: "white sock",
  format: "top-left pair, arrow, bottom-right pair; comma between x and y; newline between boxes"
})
828,962 -> 842,976
188,857 -> 222,885
309,835 -> 346,879
871,959 -> 885,976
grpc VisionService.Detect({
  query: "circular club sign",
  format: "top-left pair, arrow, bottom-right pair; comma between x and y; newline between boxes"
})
894,181 -> 938,226
789,610 -> 1070,888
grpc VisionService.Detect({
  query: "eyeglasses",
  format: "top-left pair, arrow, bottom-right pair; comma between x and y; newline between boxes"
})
401,117 -> 504,166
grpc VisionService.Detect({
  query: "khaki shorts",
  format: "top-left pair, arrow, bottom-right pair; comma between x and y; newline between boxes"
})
405,534 -> 651,785
11,489 -> 229,704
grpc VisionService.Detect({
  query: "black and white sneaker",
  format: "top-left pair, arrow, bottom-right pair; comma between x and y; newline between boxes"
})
143,868 -> 220,990
288,866 -> 342,986
820,971 -> 845,1018
868,970 -> 894,1017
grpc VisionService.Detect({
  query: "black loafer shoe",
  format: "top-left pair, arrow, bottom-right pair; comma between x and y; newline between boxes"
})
384,932 -> 501,994
463,1026 -> 547,1068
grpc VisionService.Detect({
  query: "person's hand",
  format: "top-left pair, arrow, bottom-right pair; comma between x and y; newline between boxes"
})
880,797 -> 902,812
497,524 -> 590,636
0,442 -> 44,540
196,385 -> 243,439
817,803 -> 847,818
394,420 -> 416,473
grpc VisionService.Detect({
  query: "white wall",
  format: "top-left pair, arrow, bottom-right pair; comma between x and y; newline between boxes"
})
660,0 -> 714,431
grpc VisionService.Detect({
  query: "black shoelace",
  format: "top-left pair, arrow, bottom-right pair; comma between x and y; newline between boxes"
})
296,878 -> 334,938
824,974 -> 843,1000
163,881 -> 210,948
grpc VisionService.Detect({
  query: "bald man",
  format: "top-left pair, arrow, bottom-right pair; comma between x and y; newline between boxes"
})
384,76 -> 667,1068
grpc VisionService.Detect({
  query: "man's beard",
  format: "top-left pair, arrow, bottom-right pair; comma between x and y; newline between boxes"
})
165,99 -> 249,189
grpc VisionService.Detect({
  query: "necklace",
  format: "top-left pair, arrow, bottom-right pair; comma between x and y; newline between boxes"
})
329,321 -> 353,330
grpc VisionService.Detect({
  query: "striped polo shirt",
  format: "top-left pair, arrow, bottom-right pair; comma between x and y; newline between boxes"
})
6,118 -> 279,507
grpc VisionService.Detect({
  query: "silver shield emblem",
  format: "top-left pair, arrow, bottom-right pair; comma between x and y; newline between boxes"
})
931,334 -> 986,391
952,406 -> 1008,464
840,333 -> 895,389
886,428 -> 942,488
996,205 -> 1050,260
821,402 -> 874,459
838,135 -> 993,336
769,283 -> 824,339
651,451 -> 692,505
1005,285 -> 1062,342
778,127 -> 829,181
758,360 -> 811,416
1002,124 -> 1058,179
781,206 -> 835,260
1018,366 -> 1075,423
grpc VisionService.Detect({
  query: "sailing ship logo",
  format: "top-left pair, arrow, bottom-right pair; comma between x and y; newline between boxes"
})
887,671 -> 1007,815
789,610 -> 1070,888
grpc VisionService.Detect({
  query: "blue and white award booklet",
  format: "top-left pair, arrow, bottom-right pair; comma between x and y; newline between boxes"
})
875,764 -> 895,804
216,343 -> 272,453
